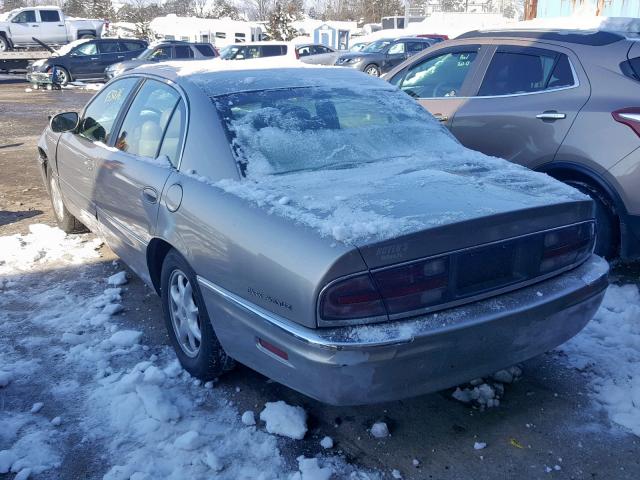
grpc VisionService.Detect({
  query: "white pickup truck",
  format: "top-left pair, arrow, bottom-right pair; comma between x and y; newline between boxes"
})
0,6 -> 105,51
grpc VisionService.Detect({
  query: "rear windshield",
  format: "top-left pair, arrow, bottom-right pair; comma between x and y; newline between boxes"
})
214,87 -> 456,177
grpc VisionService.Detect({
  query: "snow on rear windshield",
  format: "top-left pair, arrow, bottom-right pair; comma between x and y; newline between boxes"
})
215,86 -> 460,177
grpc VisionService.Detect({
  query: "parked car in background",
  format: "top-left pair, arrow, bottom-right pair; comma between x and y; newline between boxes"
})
27,37 -> 147,85
387,29 -> 640,260
295,43 -> 340,65
105,40 -> 218,80
0,6 -> 104,51
348,41 -> 369,52
335,37 -> 435,76
219,41 -> 290,60
39,62 -> 607,405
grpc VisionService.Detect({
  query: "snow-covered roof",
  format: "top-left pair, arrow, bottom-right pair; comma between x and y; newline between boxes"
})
511,16 -> 640,36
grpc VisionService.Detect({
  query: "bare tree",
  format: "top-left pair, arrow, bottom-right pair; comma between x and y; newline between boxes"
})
241,0 -> 273,21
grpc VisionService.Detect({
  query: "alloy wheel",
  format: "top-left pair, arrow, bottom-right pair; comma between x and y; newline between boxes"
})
168,269 -> 202,358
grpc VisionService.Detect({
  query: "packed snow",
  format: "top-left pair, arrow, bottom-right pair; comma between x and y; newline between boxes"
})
0,225 -> 378,479
452,367 -> 522,410
260,401 -> 308,440
559,284 -> 640,436
370,422 -> 390,439
320,436 -> 334,449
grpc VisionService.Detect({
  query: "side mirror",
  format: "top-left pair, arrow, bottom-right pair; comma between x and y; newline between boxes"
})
50,112 -> 79,133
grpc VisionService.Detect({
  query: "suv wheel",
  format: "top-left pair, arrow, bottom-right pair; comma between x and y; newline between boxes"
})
364,64 -> 381,77
567,180 -> 619,259
0,35 -> 9,52
49,66 -> 70,86
161,249 -> 235,380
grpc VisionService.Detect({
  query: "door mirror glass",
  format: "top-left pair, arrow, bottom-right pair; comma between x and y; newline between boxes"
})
50,112 -> 79,133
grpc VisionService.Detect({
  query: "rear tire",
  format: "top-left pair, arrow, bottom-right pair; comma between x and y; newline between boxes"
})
161,249 -> 235,380
567,180 -> 619,259
47,166 -> 87,234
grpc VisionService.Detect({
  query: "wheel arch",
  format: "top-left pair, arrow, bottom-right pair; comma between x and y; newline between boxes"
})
147,237 -> 175,294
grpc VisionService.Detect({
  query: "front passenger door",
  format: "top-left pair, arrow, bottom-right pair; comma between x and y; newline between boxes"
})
94,79 -> 183,280
10,10 -> 37,44
383,42 -> 408,73
69,41 -> 102,79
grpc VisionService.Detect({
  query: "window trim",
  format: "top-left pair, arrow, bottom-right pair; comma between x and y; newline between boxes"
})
471,48 -> 580,99
105,74 -> 190,170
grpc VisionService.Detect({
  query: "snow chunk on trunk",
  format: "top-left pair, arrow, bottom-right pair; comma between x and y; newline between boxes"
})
259,401 -> 307,440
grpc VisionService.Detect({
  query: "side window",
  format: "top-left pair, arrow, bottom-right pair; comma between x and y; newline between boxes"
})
158,100 -> 186,166
120,41 -> 145,52
262,45 -> 284,57
99,42 -> 120,54
399,50 -> 478,98
115,80 -> 181,159
297,46 -> 311,57
478,50 -> 572,96
13,10 -> 36,23
246,46 -> 261,58
73,42 -> 98,56
78,78 -> 138,144
388,42 -> 405,55
195,44 -> 216,57
216,32 -> 227,39
407,42 -> 427,54
235,33 -> 246,42
174,45 -> 194,59
150,46 -> 172,60
40,10 -> 60,22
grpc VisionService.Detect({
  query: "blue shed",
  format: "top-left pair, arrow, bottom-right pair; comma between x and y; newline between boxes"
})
313,23 -> 350,50
536,0 -> 640,18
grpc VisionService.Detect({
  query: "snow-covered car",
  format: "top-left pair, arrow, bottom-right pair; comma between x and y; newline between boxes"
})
38,61 -> 609,405
0,6 -> 105,51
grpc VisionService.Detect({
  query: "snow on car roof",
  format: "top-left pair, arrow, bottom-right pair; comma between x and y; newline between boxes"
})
136,59 -> 389,96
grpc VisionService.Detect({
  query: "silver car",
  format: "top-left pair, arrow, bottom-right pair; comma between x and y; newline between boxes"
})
38,63 -> 608,405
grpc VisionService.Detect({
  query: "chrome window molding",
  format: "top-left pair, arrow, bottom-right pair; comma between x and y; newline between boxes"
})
415,57 -> 580,101
316,220 -> 595,327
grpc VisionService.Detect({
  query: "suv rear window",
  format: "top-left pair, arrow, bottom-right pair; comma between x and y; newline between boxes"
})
478,50 -> 574,96
174,45 -> 194,59
261,45 -> 286,57
195,44 -> 216,57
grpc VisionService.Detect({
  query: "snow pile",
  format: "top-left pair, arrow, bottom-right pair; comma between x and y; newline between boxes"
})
0,226 -> 379,479
107,270 -> 128,286
559,284 -> 640,436
452,367 -> 522,409
259,401 -> 308,440
370,421 -> 390,439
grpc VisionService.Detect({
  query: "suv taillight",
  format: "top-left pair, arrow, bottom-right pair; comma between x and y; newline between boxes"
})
612,108 -> 640,137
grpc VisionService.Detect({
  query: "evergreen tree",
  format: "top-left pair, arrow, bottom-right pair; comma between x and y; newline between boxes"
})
88,0 -> 115,20
64,0 -> 87,17
163,0 -> 195,17
441,0 -> 466,12
209,0 -> 242,20
266,1 -> 297,41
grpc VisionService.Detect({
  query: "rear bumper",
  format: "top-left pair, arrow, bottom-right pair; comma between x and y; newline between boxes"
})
198,255 -> 608,406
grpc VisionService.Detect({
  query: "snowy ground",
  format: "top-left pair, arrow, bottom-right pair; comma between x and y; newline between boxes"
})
2,79 -> 640,480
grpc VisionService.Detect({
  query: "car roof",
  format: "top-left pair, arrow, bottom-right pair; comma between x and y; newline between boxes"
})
457,29 -> 625,46
129,60 -> 394,97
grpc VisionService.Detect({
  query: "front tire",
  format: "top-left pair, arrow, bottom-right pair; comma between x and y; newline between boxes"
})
0,35 -> 9,52
567,181 -> 619,259
364,64 -> 381,77
49,66 -> 70,86
47,167 -> 86,234
161,249 -> 235,380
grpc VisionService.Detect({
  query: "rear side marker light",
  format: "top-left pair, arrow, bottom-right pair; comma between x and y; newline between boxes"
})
258,338 -> 289,361
612,108 -> 640,137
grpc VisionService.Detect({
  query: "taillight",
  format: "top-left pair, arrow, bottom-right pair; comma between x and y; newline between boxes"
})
539,222 -> 594,273
612,108 -> 640,137
319,274 -> 386,321
372,257 -> 449,315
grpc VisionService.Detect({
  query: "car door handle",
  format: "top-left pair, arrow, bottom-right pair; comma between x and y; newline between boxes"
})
116,55 -> 125,59
142,187 -> 158,204
31,25 -> 39,27
90,57 -> 99,61
433,113 -> 449,122
536,111 -> 566,120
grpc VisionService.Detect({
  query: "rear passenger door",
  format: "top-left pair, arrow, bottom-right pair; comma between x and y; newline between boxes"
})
450,44 -> 590,168
97,41 -> 122,74
174,45 -> 195,60
38,9 -> 67,44
94,79 -> 185,280
388,45 -> 486,127
383,42 -> 408,72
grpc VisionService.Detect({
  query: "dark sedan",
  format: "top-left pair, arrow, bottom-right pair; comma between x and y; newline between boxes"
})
26,37 -> 147,85
334,37 -> 434,76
